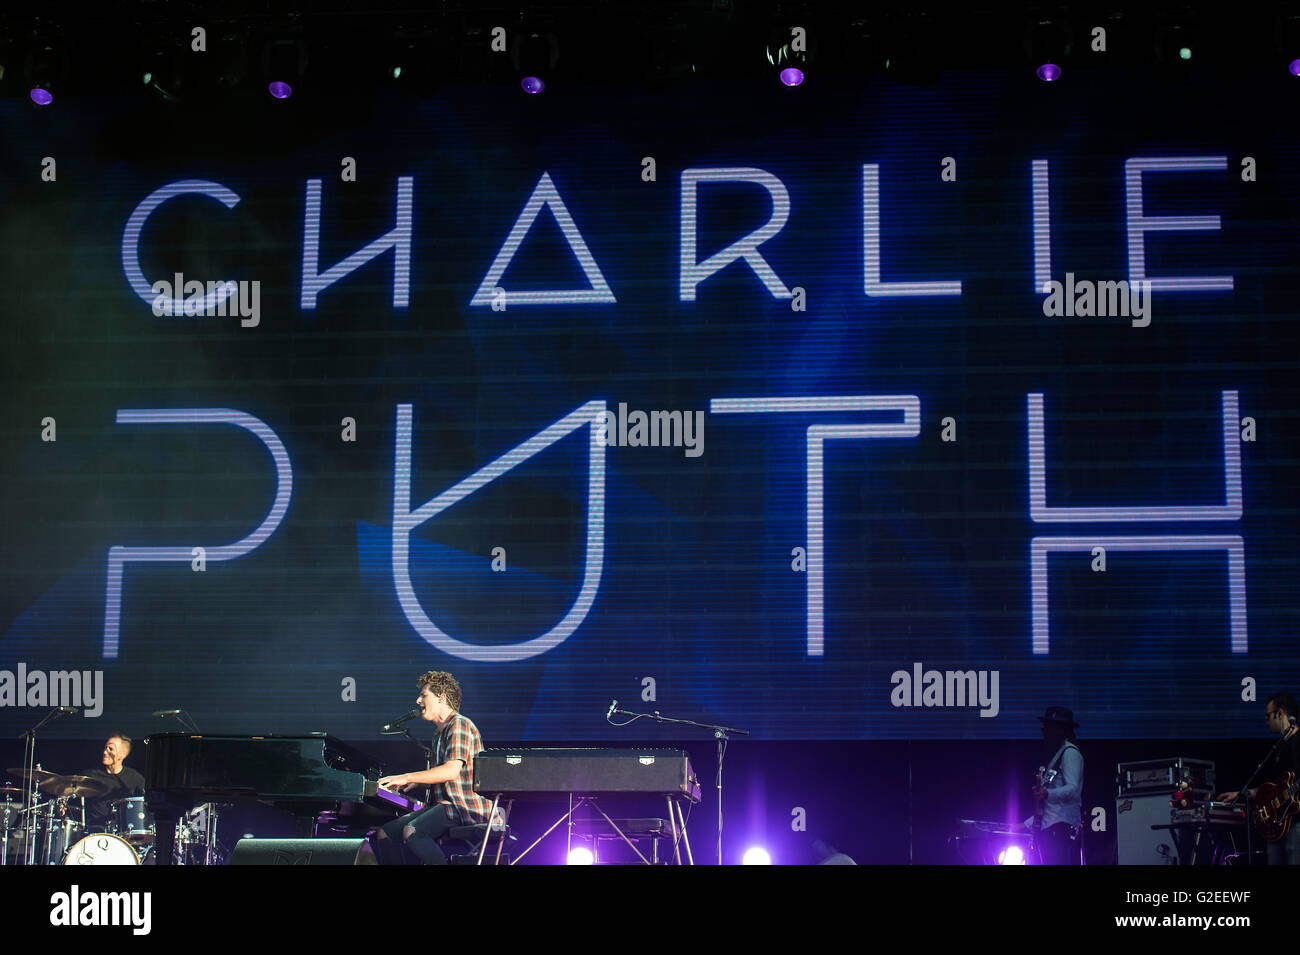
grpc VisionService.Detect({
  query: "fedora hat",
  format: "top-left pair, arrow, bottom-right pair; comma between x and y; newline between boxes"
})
1037,705 -> 1080,728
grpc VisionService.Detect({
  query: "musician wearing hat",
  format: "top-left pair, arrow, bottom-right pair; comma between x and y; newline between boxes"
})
1026,706 -> 1084,865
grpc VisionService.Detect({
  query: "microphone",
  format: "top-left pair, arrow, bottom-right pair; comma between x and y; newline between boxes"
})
152,709 -> 182,718
606,700 -> 618,719
381,708 -> 420,733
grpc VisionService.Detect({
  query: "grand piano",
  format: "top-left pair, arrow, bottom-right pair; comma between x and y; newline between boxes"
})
144,733 -> 420,865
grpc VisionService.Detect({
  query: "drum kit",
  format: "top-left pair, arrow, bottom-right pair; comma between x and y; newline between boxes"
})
1,766 -> 158,865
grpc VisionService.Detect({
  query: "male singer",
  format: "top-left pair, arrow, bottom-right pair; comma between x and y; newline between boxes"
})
372,671 -> 491,865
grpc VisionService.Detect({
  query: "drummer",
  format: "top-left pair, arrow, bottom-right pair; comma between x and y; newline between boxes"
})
80,735 -> 145,830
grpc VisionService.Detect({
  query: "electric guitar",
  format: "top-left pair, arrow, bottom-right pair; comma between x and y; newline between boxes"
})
1030,766 -> 1058,852
1253,772 -> 1299,842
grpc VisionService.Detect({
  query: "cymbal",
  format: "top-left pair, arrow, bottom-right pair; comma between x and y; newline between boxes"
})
6,767 -> 56,782
0,786 -> 23,798
38,775 -> 107,798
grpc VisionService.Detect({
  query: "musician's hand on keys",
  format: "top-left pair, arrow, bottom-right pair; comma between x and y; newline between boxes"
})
1218,789 -> 1255,802
379,775 -> 421,794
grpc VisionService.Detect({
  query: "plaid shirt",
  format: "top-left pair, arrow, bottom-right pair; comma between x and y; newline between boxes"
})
433,713 -> 491,824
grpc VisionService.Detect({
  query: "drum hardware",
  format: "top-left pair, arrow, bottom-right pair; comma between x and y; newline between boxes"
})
2,770 -> 140,865
0,795 -> 25,866
6,765 -> 58,865
173,802 -> 222,865
41,799 -> 85,867
16,706 -> 80,864
3,795 -> 82,866
6,767 -> 56,784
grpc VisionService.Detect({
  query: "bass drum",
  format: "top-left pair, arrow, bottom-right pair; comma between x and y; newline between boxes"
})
64,832 -> 140,866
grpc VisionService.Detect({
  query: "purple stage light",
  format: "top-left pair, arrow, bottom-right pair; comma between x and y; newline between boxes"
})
521,76 -> 545,94
997,845 -> 1026,865
741,846 -> 772,865
1036,63 -> 1061,82
779,67 -> 805,87
268,81 -> 293,100
567,847 -> 594,865
30,87 -> 53,106
1290,59 -> 1300,77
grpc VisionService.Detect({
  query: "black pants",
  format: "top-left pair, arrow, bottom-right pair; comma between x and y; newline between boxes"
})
1037,822 -> 1080,865
371,804 -> 458,865
1266,822 -> 1300,865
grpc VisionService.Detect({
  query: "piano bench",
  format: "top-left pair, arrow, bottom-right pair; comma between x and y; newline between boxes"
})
442,823 -> 514,865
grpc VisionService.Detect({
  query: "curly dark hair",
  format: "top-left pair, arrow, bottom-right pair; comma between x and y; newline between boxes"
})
417,671 -> 462,711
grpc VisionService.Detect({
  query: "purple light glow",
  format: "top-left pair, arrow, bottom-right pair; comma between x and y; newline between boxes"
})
741,846 -> 772,865
566,847 -> 593,865
268,81 -> 293,100
1036,63 -> 1061,82
520,76 -> 545,94
998,845 -> 1027,865
1290,59 -> 1300,77
30,87 -> 53,106
779,67 -> 805,87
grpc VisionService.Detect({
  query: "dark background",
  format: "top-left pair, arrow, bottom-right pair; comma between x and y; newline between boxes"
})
0,3 -> 1296,864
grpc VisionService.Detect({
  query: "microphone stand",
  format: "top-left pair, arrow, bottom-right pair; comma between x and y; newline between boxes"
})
1227,726 -> 1293,865
164,710 -> 201,733
18,707 -> 71,865
608,704 -> 748,866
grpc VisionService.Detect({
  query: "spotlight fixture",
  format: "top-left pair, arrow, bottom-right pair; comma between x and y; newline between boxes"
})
1024,19 -> 1072,82
262,37 -> 307,100
140,43 -> 189,104
741,846 -> 772,865
766,24 -> 815,87
1154,19 -> 1199,66
1278,15 -> 1300,76
382,22 -> 443,95
24,41 -> 65,107
881,16 -> 942,87
510,30 -> 558,94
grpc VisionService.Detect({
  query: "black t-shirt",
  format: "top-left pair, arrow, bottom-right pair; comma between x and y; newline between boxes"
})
1266,730 -> 1300,786
81,766 -> 145,827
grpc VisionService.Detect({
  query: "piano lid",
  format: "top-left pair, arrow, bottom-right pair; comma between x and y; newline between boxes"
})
143,733 -> 386,810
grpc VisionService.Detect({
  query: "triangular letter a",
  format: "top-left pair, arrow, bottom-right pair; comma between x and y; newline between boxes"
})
471,172 -> 615,306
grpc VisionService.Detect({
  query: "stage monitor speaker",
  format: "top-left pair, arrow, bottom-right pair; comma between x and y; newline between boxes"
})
1115,795 -> 1178,865
229,838 -> 376,866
